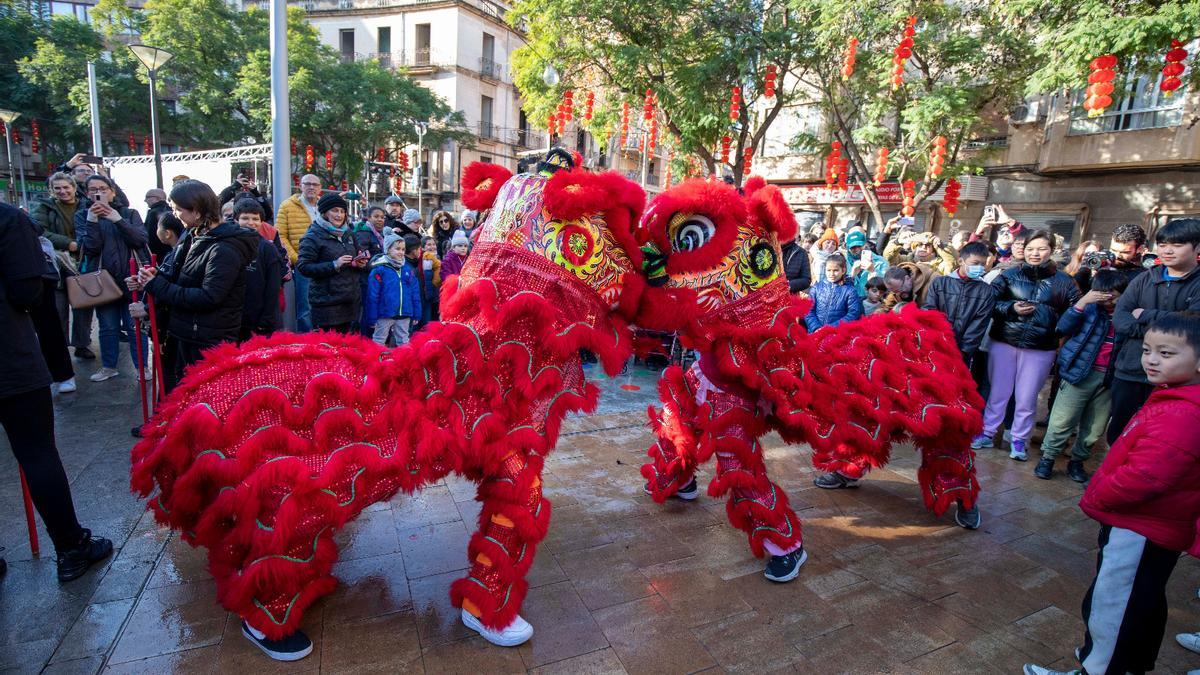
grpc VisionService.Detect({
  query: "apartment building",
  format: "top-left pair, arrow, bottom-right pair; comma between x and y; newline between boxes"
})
760,70 -> 1200,248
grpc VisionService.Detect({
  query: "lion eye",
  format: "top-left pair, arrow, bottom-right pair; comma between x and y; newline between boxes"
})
670,215 -> 715,253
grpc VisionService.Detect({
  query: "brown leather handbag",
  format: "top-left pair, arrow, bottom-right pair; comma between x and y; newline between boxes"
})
65,269 -> 123,309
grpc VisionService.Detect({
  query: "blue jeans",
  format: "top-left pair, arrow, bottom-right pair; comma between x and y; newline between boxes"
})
96,301 -> 147,370
293,273 -> 312,333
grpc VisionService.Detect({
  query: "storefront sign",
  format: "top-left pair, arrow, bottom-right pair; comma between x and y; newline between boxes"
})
777,182 -> 903,205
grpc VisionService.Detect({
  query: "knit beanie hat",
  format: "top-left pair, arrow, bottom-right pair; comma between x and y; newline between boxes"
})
460,209 -> 477,223
316,192 -> 349,216
383,232 -> 404,254
401,208 -> 421,225
384,195 -> 404,206
816,228 -> 840,248
450,230 -> 470,247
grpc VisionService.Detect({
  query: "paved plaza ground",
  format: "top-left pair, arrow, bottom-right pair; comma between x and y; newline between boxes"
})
2,358 -> 1199,674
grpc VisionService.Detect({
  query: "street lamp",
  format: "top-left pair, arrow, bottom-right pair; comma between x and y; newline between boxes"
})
128,44 -> 174,189
0,109 -> 21,208
541,64 -> 560,152
413,121 -> 428,219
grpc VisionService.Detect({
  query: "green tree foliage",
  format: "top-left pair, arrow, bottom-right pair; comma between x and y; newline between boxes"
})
509,0 -> 808,182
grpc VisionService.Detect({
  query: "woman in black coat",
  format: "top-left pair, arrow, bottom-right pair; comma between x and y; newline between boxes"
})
976,229 -> 1080,461
131,181 -> 259,383
297,193 -> 369,333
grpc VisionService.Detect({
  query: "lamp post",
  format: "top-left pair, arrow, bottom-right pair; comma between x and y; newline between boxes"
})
541,64 -> 559,152
0,109 -> 20,207
413,121 -> 428,219
128,44 -> 174,189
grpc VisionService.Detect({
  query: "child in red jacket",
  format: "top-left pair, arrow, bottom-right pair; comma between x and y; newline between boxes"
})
1025,312 -> 1200,675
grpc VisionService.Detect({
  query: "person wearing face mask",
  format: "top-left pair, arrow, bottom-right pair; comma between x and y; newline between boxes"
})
972,230 -> 1080,462
922,241 -> 996,371
75,174 -> 149,382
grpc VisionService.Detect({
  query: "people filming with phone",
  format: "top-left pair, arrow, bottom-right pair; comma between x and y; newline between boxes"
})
297,192 -> 368,334
217,170 -> 274,223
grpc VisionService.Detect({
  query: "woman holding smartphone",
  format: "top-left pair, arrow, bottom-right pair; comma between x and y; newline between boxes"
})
297,193 -> 368,333
972,230 -> 1080,461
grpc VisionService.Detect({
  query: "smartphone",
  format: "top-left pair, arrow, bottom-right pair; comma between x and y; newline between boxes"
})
80,154 -> 103,165
983,205 -> 996,221
860,250 -> 872,265
898,216 -> 914,227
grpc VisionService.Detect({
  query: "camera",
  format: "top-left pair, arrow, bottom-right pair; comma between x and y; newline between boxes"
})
1141,252 -> 1160,269
1082,250 -> 1115,270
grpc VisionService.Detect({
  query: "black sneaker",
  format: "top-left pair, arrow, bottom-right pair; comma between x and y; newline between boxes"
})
1066,460 -> 1089,484
813,472 -> 858,489
56,530 -> 113,582
74,347 -> 96,360
764,547 -> 807,582
1034,457 -> 1054,480
131,426 -> 144,438
955,502 -> 981,530
643,477 -> 700,501
242,621 -> 313,661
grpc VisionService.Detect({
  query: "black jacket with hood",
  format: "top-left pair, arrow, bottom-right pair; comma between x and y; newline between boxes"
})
988,262 -> 1081,351
1112,264 -> 1200,382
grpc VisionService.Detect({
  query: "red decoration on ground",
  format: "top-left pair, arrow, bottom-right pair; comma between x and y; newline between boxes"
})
1161,40 -> 1188,96
873,147 -> 889,187
1084,54 -> 1117,117
842,37 -> 859,79
942,177 -> 961,217
891,16 -> 917,89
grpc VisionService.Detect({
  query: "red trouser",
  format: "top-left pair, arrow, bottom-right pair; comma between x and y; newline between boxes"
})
643,365 -> 802,557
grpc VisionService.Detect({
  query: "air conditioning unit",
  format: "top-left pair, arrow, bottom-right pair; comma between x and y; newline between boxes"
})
1009,99 -> 1045,125
929,175 -> 989,202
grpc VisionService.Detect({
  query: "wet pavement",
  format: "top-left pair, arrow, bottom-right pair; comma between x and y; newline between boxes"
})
2,354 -> 1200,674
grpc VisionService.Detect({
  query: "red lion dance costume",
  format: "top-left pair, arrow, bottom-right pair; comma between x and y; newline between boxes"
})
638,178 -> 984,581
129,152 -> 667,658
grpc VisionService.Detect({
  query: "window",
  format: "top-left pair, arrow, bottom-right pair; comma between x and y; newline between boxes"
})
480,155 -> 492,163
481,32 -> 496,78
480,96 -> 494,139
339,29 -> 355,62
415,24 -> 431,65
377,27 -> 391,55
161,99 -> 178,114
1068,46 -> 1194,135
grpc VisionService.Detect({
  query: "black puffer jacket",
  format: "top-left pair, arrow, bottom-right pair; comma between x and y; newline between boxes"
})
1112,264 -> 1200,382
144,222 -> 259,346
780,241 -> 812,293
922,274 -> 996,355
297,218 -> 364,327
989,262 -> 1081,351
75,206 -> 149,298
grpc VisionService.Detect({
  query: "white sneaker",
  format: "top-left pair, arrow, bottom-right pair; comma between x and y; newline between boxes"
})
1177,632 -> 1200,654
56,378 -> 77,394
1023,665 -> 1078,675
89,367 -> 119,382
460,608 -> 533,647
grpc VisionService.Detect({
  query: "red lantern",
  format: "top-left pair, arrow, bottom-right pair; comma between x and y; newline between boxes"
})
377,147 -> 386,162
30,120 -> 39,154
873,147 -> 889,187
305,145 -> 314,171
901,178 -> 916,217
842,37 -> 859,79
292,173 -> 299,187
619,101 -> 631,145
584,90 -> 595,122
825,140 -> 842,189
719,135 -> 731,164
942,177 -> 961,217
1161,40 -> 1188,96
325,149 -> 333,169
397,151 -> 409,174
394,175 -> 403,194
742,146 -> 753,176
665,147 -> 675,186
127,132 -> 136,154
891,16 -> 917,90
836,156 -> 849,191
547,112 -> 556,136
291,139 -> 297,156
11,126 -> 20,145
928,135 -> 947,178
729,86 -> 741,122
143,136 -> 152,155
764,64 -> 777,99
340,179 -> 348,191
1083,54 -> 1117,117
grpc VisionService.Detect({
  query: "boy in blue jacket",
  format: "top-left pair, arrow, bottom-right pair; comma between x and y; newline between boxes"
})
1034,269 -> 1128,482
365,233 -> 422,346
805,254 -> 861,332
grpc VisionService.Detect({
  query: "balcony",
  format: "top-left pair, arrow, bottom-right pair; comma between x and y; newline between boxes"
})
479,57 -> 503,81
478,122 -> 498,140
516,128 -> 546,149
413,47 -> 431,67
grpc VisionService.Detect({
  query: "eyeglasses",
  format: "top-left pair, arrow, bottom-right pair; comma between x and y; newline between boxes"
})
300,182 -> 321,187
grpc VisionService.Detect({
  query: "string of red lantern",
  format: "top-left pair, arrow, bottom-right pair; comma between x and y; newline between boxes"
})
719,135 -> 731,164
377,147 -> 386,162
547,112 -> 556,137
292,174 -> 300,187
557,89 -> 574,135
901,179 -> 916,216
825,140 -> 842,189
873,147 -> 889,186
891,16 -> 917,90
742,146 -> 753,176
291,139 -> 297,157
836,155 -> 849,191
305,145 -> 315,171
325,149 -> 333,170
30,120 -> 40,154
1161,40 -> 1188,96
842,37 -> 859,80
619,101 -> 630,146
583,90 -> 595,123
1083,54 -> 1117,117
943,177 -> 961,217
927,136 -> 947,178
729,86 -> 741,122
397,151 -> 409,174
143,136 -> 152,155
394,175 -> 403,194
647,117 -> 659,155
764,64 -> 777,99
665,147 -> 675,186
11,126 -> 20,145
340,180 -> 348,191
642,88 -> 655,122
128,132 -> 137,154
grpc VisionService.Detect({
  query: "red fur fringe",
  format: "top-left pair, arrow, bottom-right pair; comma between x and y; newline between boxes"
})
461,162 -> 514,210
642,179 -> 746,276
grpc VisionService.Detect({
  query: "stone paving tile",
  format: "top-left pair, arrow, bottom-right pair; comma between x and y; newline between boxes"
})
4,367 -> 1200,673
